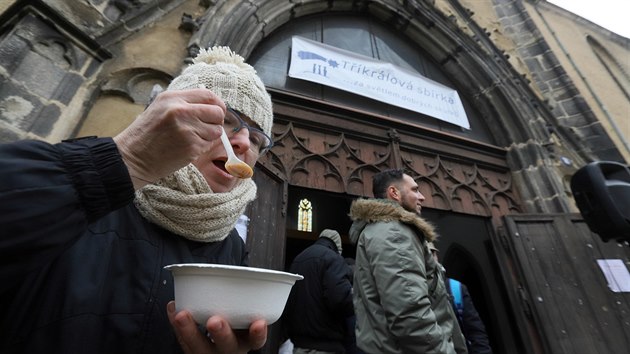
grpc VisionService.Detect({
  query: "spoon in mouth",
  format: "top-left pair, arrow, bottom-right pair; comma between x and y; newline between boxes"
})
198,84 -> 253,179
220,126 -> 254,179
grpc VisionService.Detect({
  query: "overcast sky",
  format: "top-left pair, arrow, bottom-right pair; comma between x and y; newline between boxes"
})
549,0 -> 630,38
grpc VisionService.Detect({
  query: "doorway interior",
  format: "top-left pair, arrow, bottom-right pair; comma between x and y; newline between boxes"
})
283,185 -> 523,353
284,186 -> 356,270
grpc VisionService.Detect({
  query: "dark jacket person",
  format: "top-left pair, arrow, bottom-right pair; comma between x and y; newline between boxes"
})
447,279 -> 493,354
283,229 -> 354,353
0,47 -> 272,354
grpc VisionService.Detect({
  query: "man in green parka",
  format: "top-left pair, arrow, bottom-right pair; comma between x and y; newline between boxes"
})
349,169 -> 467,354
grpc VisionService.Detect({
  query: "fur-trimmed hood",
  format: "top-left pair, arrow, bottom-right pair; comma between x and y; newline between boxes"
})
348,198 -> 437,243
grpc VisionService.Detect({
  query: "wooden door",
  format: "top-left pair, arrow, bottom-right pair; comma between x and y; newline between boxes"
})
245,164 -> 288,354
246,165 -> 287,271
497,214 -> 630,354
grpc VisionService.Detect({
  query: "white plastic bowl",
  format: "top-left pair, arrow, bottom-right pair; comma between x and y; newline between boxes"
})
165,263 -> 303,329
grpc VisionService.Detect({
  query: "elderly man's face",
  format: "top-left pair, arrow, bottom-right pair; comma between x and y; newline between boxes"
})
192,114 -> 260,193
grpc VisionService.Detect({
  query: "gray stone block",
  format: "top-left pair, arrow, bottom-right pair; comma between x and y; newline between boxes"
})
0,125 -> 23,143
30,103 -> 61,137
0,78 -> 45,133
13,51 -> 67,99
0,35 -> 30,74
52,72 -> 84,105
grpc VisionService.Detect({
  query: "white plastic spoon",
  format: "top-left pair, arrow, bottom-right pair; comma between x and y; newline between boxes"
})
198,84 -> 253,179
220,126 -> 253,179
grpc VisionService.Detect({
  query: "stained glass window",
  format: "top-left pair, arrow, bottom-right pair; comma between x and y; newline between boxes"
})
297,198 -> 313,232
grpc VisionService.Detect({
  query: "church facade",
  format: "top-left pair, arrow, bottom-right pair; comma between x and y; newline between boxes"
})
1,1 -> 628,352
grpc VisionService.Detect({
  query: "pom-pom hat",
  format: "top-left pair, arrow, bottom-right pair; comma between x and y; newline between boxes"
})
167,47 -> 273,136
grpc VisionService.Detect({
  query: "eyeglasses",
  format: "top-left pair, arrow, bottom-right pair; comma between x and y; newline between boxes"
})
224,106 -> 273,156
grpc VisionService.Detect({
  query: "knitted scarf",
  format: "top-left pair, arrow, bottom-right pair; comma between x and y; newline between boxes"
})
134,164 -> 257,242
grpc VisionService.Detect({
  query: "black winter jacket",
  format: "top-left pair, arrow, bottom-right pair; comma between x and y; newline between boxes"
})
0,137 -> 248,354
447,279 -> 493,354
283,237 -> 354,353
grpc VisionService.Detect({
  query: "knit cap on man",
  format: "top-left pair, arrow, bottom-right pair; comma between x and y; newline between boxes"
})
167,46 -> 273,136
319,229 -> 343,254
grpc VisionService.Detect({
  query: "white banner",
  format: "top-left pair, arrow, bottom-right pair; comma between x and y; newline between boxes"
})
288,36 -> 470,129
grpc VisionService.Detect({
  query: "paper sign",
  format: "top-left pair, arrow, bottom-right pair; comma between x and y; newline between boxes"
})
597,259 -> 630,292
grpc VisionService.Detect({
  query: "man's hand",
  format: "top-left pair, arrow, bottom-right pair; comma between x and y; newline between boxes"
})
167,301 -> 267,354
114,88 -> 226,189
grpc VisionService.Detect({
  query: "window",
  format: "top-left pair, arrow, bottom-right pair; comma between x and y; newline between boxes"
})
249,14 -> 495,144
297,198 -> 313,232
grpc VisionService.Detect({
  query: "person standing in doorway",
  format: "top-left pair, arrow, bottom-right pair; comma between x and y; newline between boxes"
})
283,229 -> 355,354
427,243 -> 493,354
348,169 -> 467,353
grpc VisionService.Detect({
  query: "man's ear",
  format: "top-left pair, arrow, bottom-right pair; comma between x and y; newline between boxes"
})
387,185 -> 400,201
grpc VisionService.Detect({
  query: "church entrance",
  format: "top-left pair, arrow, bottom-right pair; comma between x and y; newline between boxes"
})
281,185 -> 522,353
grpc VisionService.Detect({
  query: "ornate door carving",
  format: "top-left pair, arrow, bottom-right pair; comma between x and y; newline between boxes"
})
261,96 -> 521,226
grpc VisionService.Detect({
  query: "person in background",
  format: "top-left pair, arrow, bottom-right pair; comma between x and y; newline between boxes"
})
348,168 -> 467,353
282,229 -> 354,354
343,257 -> 363,354
0,46 -> 274,354
427,243 -> 493,354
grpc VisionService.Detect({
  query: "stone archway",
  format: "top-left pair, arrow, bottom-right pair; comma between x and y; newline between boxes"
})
186,0 -> 578,215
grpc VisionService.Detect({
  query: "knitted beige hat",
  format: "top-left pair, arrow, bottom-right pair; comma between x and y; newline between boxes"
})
320,229 -> 343,254
167,46 -> 273,136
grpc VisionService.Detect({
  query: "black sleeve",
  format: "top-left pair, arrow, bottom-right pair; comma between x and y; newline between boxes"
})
461,284 -> 493,354
322,253 -> 355,317
0,137 -> 134,287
